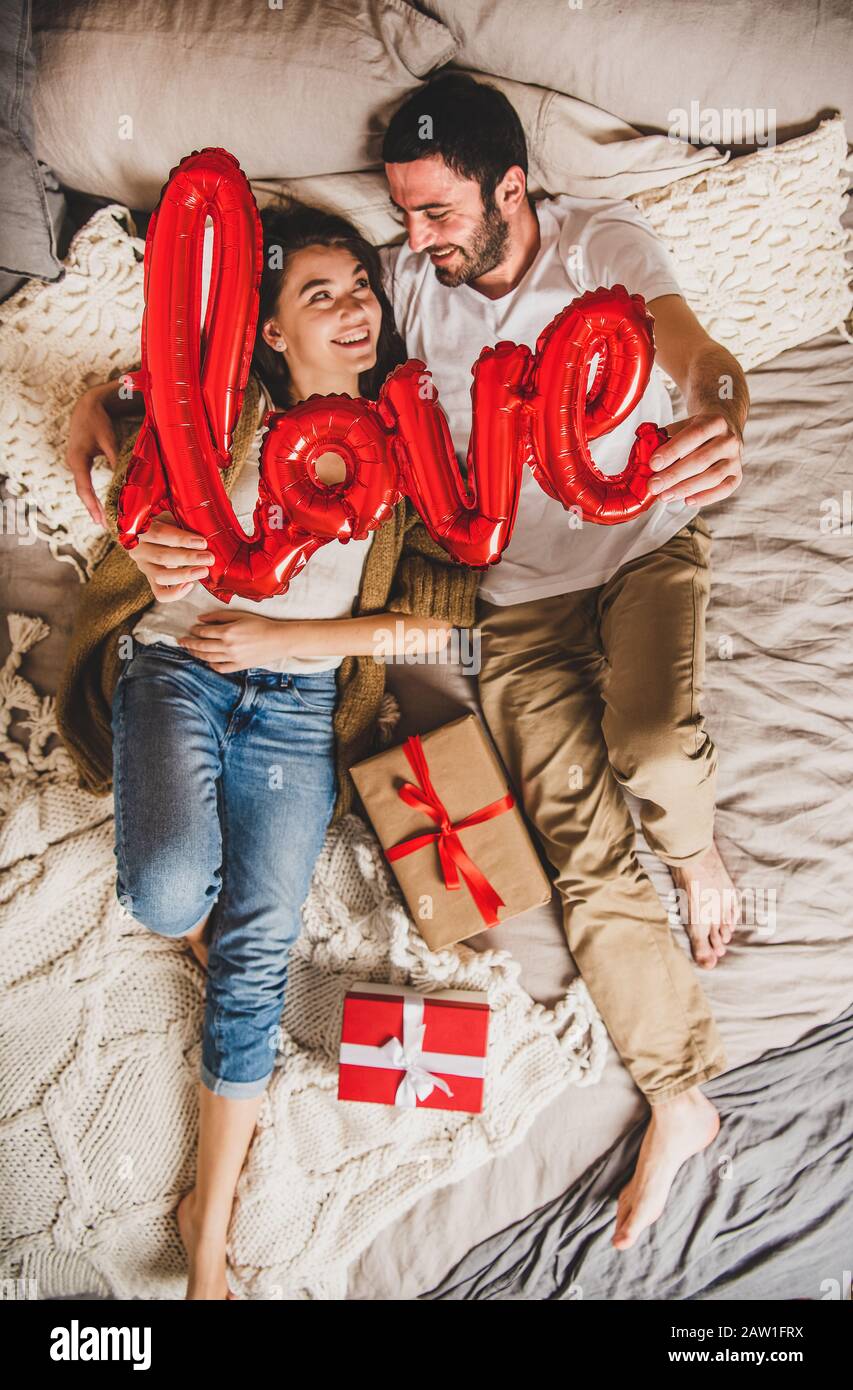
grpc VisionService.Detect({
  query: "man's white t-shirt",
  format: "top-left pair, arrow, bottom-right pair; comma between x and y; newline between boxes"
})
381,194 -> 698,605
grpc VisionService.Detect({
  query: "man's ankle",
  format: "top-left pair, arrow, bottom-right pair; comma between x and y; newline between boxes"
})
651,1085 -> 710,1112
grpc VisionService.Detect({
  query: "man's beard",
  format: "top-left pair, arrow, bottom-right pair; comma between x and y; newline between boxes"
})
428,198 -> 510,288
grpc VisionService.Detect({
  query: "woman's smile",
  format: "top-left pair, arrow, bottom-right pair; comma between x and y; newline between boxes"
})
331,324 -> 371,349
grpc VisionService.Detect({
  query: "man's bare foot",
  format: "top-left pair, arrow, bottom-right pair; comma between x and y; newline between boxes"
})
613,1087 -> 720,1250
669,839 -> 740,969
182,913 -> 212,971
176,1188 -> 236,1299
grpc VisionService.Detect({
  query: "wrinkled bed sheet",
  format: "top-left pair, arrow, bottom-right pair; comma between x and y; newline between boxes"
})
346,324 -> 853,1299
423,1002 -> 853,1300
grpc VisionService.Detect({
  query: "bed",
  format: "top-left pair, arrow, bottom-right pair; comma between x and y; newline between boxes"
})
1,0 -> 852,1301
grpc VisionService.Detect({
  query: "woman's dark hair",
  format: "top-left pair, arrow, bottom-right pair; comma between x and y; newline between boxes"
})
381,72 -> 529,210
252,198 -> 406,409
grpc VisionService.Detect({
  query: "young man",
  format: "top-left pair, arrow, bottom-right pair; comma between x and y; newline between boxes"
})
380,73 -> 749,1250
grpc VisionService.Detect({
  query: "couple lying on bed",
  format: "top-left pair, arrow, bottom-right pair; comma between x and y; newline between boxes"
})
59,74 -> 748,1299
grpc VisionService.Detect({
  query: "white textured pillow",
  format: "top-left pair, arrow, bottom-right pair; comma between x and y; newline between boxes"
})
629,116 -> 853,371
0,204 -> 144,579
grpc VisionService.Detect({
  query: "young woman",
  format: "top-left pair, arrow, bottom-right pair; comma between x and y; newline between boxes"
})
60,200 -> 477,1300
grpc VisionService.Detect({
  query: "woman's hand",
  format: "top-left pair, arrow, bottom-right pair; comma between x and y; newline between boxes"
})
126,516 -> 215,603
177,612 -> 294,672
178,609 -> 454,671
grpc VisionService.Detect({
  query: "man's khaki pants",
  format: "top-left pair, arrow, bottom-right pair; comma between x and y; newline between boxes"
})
476,516 -> 726,1104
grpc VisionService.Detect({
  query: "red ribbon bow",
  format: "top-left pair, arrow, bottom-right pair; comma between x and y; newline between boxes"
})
385,734 -> 515,928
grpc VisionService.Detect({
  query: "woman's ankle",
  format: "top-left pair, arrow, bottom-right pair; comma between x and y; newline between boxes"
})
179,1187 -> 229,1250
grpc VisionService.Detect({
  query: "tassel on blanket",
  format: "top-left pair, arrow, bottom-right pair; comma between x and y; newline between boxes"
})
0,613 -> 73,788
7,613 -> 51,657
375,690 -> 402,748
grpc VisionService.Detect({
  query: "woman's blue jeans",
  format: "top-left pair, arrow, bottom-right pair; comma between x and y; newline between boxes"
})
111,640 -> 338,1100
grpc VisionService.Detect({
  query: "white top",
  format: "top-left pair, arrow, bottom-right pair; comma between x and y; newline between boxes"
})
131,387 -> 376,673
381,193 -> 697,604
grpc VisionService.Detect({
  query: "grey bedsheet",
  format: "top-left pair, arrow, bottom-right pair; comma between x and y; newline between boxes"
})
422,1002 -> 853,1300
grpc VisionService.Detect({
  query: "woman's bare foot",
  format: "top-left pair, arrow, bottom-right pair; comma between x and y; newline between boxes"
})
176,1188 -> 236,1299
670,839 -> 740,969
183,912 -> 212,971
613,1087 -> 720,1250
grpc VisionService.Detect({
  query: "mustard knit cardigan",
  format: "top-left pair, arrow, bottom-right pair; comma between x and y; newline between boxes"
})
55,370 -> 480,822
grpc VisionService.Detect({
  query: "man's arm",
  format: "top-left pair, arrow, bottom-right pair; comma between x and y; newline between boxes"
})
644,294 -> 749,508
64,367 -> 146,526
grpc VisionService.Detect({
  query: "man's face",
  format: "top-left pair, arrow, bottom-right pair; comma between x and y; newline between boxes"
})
385,154 -> 509,287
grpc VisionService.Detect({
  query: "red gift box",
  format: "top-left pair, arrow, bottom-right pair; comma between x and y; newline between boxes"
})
337,981 -> 491,1114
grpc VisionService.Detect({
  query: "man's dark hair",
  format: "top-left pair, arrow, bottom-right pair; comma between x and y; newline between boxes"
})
382,72 -> 529,207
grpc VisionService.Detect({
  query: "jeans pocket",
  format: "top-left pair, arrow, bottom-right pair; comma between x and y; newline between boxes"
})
289,679 -> 338,715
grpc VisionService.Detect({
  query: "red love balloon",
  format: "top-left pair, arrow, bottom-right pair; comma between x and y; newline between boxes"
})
256,396 -> 399,545
381,347 -> 530,567
527,285 -> 666,522
118,147 -> 668,600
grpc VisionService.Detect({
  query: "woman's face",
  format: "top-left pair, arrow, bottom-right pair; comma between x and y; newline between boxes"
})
263,243 -> 382,393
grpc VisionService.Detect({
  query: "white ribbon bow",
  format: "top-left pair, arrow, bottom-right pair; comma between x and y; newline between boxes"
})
377,1007 -> 454,1108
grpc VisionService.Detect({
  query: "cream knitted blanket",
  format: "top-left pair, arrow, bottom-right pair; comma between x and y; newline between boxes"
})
0,613 -> 606,1300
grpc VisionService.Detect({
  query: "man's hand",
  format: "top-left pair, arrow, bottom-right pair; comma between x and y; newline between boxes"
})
64,375 -> 144,527
644,295 -> 749,510
64,386 -> 121,527
125,516 -> 214,602
646,411 -> 744,508
178,611 -> 295,672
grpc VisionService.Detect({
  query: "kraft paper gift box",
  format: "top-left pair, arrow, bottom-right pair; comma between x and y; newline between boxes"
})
337,980 -> 491,1113
350,713 -> 552,950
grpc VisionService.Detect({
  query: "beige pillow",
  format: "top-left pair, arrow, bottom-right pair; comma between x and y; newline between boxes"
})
630,115 -> 853,370
424,0 -> 853,144
467,72 -> 727,199
251,172 -> 405,248
31,0 -> 457,208
250,69 -> 730,244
